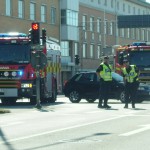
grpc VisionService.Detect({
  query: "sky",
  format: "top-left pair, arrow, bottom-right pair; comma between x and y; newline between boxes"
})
146,0 -> 150,3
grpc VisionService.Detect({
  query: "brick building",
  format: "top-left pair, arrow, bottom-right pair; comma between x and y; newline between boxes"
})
0,0 -> 60,42
60,0 -> 150,84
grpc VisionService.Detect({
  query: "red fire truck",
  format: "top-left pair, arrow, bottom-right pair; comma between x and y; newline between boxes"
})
0,32 -> 61,105
113,42 -> 150,83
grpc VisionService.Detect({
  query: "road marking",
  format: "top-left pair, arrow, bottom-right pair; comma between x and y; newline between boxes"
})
0,115 -> 125,145
0,122 -> 23,127
119,124 -> 150,136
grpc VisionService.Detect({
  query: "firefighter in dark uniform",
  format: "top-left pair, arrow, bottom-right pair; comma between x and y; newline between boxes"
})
96,56 -> 112,109
122,60 -> 139,108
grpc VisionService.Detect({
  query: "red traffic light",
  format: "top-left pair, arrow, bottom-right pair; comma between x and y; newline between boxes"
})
32,23 -> 39,30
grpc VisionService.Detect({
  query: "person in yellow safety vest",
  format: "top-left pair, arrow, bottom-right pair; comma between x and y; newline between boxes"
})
96,56 -> 112,109
122,59 -> 139,109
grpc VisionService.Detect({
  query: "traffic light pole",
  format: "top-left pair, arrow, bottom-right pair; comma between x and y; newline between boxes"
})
35,49 -> 42,109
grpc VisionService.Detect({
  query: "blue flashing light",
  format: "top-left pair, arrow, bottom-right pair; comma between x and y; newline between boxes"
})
19,71 -> 23,76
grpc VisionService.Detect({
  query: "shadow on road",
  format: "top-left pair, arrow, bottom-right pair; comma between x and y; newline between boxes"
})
0,101 -> 66,110
0,128 -> 15,150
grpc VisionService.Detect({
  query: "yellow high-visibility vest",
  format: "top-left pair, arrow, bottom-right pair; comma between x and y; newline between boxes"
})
100,63 -> 112,81
123,65 -> 138,83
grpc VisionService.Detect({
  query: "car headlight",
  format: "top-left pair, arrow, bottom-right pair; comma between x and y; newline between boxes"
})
21,83 -> 32,88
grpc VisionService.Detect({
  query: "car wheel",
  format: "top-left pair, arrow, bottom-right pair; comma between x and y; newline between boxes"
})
86,99 -> 96,103
69,91 -> 81,103
120,91 -> 125,103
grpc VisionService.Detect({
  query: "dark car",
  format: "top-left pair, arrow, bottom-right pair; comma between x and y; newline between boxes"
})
63,72 -> 150,103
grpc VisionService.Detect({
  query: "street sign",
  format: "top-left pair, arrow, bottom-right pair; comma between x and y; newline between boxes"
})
31,52 -> 47,70
117,15 -> 150,28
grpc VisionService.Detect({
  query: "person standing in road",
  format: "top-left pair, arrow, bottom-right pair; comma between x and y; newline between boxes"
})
96,56 -> 112,109
122,60 -> 139,109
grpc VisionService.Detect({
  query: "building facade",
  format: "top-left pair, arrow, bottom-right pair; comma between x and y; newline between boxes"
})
60,0 -> 150,84
0,0 -> 60,42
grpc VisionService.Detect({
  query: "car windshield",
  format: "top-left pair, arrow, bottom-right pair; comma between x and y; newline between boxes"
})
112,72 -> 123,82
129,51 -> 150,67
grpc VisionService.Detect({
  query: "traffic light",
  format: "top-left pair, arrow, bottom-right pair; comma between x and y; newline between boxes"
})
31,22 -> 40,44
42,28 -> 46,45
28,28 -> 33,41
75,55 -> 80,65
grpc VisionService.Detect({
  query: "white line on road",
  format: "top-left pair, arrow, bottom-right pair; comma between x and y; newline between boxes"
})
0,115 -> 125,145
0,122 -> 23,127
119,124 -> 150,136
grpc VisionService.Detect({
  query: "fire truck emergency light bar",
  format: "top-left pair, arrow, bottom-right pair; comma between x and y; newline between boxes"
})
0,32 -> 29,44
0,32 -> 27,38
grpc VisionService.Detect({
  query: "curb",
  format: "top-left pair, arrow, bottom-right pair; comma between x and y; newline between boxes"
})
0,109 -> 11,114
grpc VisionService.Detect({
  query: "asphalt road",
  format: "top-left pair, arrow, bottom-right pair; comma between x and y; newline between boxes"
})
0,96 -> 150,150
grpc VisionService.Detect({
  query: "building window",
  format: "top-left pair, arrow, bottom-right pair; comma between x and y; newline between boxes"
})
51,7 -> 56,24
98,0 -> 101,4
83,43 -> 86,58
6,0 -> 11,16
138,8 -> 140,15
92,33 -> 95,40
137,29 -> 140,40
84,31 -> 87,40
61,41 -> 69,56
61,9 -> 78,26
117,2 -> 119,10
123,3 -> 125,12
18,0 -> 24,18
30,2 -> 35,20
142,29 -> 145,41
99,34 -> 101,41
90,17 -> 94,32
82,15 -> 87,30
97,18 -> 101,33
122,29 -> 125,37
131,28 -> 135,39
133,7 -> 135,14
146,30 -> 149,41
104,0 -> 107,6
41,5 -> 46,22
128,5 -> 130,14
90,44 -> 94,58
110,22 -> 113,35
104,19 -> 107,34
74,43 -> 78,55
127,28 -> 130,38
111,0 -> 113,8
97,45 -> 101,58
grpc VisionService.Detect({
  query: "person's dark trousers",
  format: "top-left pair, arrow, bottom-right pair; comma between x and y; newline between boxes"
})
125,82 -> 139,108
98,81 -> 104,107
103,81 -> 111,106
125,83 -> 131,104
98,81 -> 111,107
130,82 -> 139,107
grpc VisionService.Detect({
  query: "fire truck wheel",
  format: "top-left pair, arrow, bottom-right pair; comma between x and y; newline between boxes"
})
69,90 -> 81,103
1,98 -> 16,105
30,97 -> 36,105
48,86 -> 57,103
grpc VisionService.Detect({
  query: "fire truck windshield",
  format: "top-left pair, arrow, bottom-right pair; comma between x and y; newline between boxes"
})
0,44 -> 30,64
130,51 -> 150,67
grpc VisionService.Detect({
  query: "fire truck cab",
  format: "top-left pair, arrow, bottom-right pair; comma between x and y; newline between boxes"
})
0,32 -> 61,105
113,42 -> 150,84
